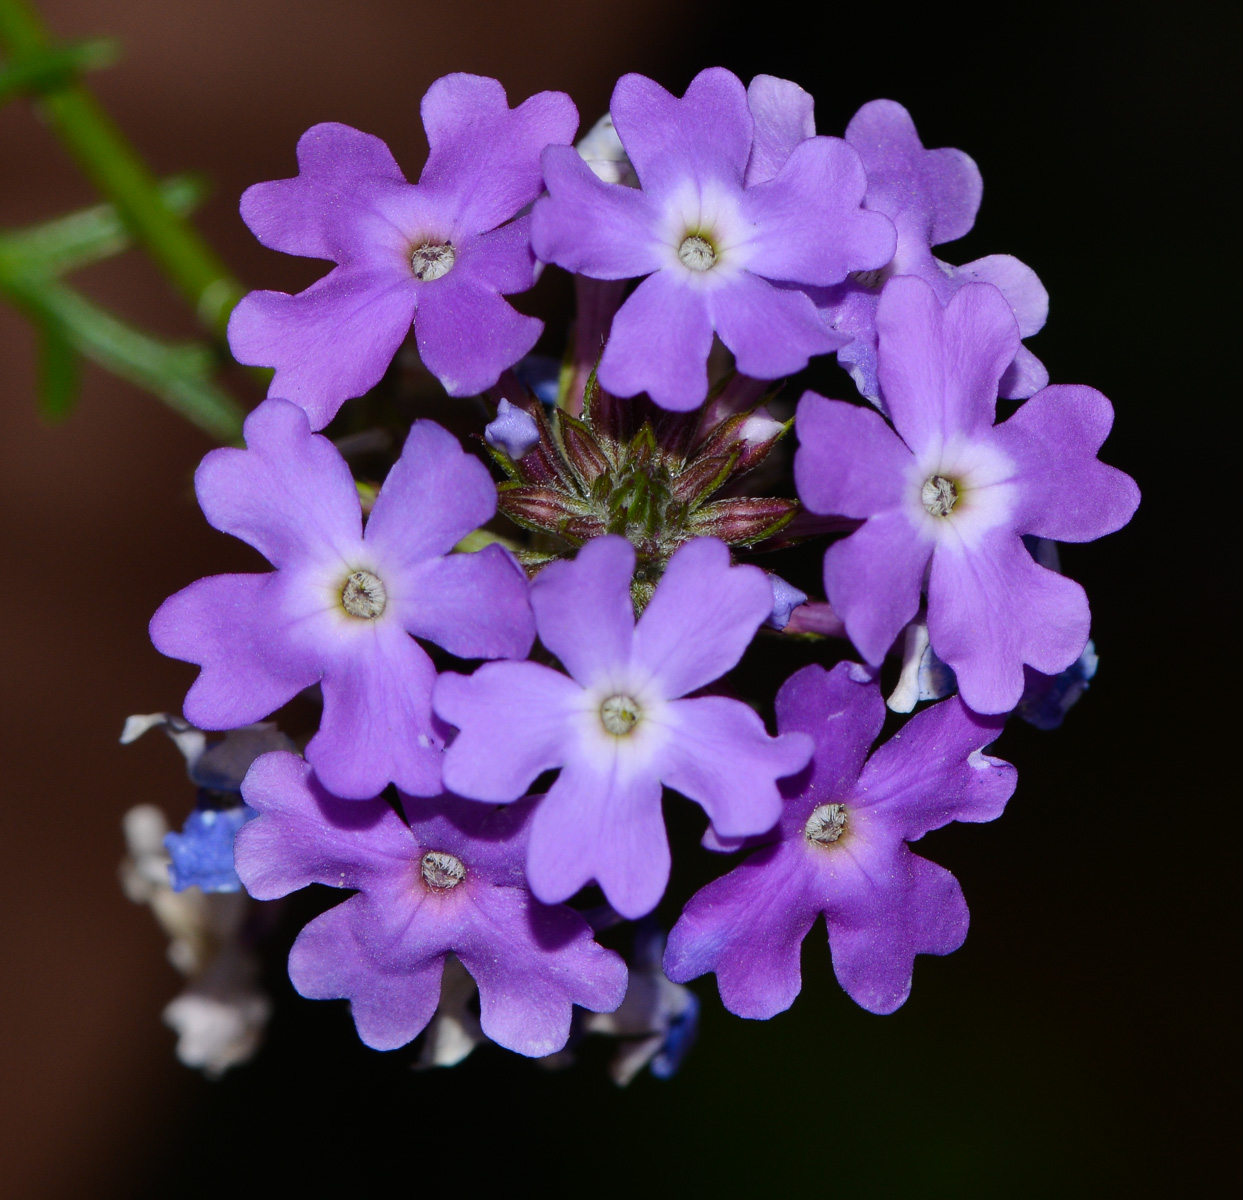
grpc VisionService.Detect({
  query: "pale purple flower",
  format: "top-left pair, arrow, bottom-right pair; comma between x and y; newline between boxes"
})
235,752 -> 627,1057
766,573 -> 808,630
151,398 -> 534,799
795,276 -> 1139,713
749,91 -> 1048,404
531,68 -> 894,411
434,536 -> 813,919
664,662 -> 1017,1017
228,75 -> 578,428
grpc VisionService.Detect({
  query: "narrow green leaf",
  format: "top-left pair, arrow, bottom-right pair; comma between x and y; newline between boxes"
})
35,316 -> 79,419
0,37 -> 118,105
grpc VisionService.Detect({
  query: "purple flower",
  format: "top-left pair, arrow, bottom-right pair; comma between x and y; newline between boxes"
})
235,753 -> 627,1057
531,68 -> 894,411
433,536 -> 813,918
485,398 -> 541,461
664,662 -> 1017,1017
752,93 -> 1048,404
151,398 -> 535,799
165,804 -> 255,893
794,276 -> 1139,713
228,75 -> 578,428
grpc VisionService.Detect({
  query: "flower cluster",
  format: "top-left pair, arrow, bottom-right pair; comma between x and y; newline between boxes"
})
135,68 -> 1137,1078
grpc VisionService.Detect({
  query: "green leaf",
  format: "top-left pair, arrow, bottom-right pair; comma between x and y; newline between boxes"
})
0,174 -> 206,277
0,37 -> 118,105
35,317 -> 79,419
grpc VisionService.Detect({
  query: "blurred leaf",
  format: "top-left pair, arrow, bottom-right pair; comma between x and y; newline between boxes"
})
0,175 -> 207,277
35,317 -> 79,420
1,272 -> 244,441
0,37 -> 118,104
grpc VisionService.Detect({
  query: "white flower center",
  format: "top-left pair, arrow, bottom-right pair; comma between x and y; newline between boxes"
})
921,475 -> 959,517
804,803 -> 848,846
600,693 -> 642,736
421,850 -> 466,891
341,570 -> 387,619
411,241 -> 455,281
678,234 -> 717,272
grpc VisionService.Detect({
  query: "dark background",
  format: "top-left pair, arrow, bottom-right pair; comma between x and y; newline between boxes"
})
0,2 -> 1232,1195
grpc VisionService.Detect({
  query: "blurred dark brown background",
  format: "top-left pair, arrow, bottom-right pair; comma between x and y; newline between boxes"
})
0,2 -> 1231,1196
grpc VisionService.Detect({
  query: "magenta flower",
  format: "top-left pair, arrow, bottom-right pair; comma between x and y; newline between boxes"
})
664,662 -> 1017,1017
235,753 -> 626,1057
750,90 -> 1048,404
531,68 -> 894,411
433,536 -> 813,919
794,276 -> 1140,713
150,399 -> 535,799
228,74 -> 578,428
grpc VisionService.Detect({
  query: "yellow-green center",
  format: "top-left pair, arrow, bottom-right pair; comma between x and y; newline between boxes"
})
600,694 -> 641,736
805,803 -> 848,846
921,475 -> 959,517
678,234 -> 717,271
342,570 -> 387,619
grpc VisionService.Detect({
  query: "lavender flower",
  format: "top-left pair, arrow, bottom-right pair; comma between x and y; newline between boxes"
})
485,398 -> 541,461
794,276 -> 1139,713
531,68 -> 894,411
434,536 -> 813,918
228,75 -> 577,427
235,753 -> 628,1058
750,90 -> 1048,404
151,399 -> 534,799
664,662 -> 1017,1016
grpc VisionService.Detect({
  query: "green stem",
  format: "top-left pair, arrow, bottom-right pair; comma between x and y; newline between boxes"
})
0,0 -> 245,339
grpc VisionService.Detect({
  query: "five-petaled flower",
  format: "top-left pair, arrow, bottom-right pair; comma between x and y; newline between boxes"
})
664,661 -> 1017,1016
228,74 -> 578,428
235,753 -> 627,1057
151,398 -> 535,799
433,536 -> 812,918
794,276 -> 1139,713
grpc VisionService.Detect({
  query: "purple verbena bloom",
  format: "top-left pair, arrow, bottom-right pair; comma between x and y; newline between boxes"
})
485,398 -> 541,461
235,753 -> 627,1057
751,92 -> 1048,404
151,399 -> 535,799
228,75 -> 578,428
766,573 -> 808,630
664,662 -> 1017,1017
794,276 -> 1139,713
531,68 -> 894,411
433,536 -> 813,918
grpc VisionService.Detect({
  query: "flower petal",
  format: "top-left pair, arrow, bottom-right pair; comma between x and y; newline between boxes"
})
532,145 -> 665,278
659,696 -> 810,837
526,758 -> 669,919
236,752 -> 415,898
744,74 -> 815,186
990,385 -> 1140,542
741,136 -> 895,286
365,420 -> 497,567
239,122 -> 411,261
597,270 -> 714,410
794,391 -> 912,517
825,843 -> 969,1015
824,512 -> 931,666
398,547 -> 534,661
413,271 -> 542,397
418,74 -> 578,234
456,888 -> 627,1057
927,528 -> 1091,713
854,696 -> 1016,838
611,68 -> 751,198
709,272 -> 845,378
228,264 -> 416,431
193,398 -> 362,567
664,843 -> 820,1019
288,896 -> 444,1051
309,627 -> 443,799
632,539 -> 772,698
436,662 -> 580,801
151,573 -> 320,729
876,276 -> 1018,457
529,535 -> 636,687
